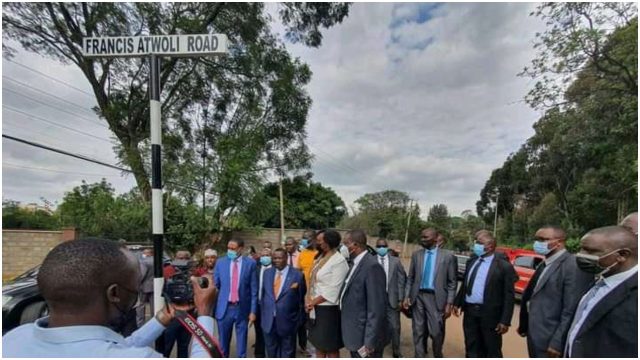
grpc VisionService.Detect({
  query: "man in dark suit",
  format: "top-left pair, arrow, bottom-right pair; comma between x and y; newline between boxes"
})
565,226 -> 637,358
340,229 -> 388,358
453,231 -> 516,358
214,239 -> 258,358
376,238 -> 407,358
260,248 -> 306,357
518,226 -> 593,357
254,247 -> 273,358
403,228 -> 457,357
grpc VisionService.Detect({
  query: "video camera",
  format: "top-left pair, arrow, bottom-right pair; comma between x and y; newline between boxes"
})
163,259 -> 209,304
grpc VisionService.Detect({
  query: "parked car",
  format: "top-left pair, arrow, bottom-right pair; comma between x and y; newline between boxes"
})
2,265 -> 46,334
454,254 -> 469,281
495,246 -> 544,297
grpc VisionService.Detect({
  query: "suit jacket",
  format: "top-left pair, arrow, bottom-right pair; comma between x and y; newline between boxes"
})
518,251 -> 593,356
568,273 -> 637,358
214,256 -> 258,320
260,267 -> 306,337
385,255 -> 407,309
405,247 -> 457,311
340,253 -> 388,352
139,256 -> 154,293
454,253 -> 517,326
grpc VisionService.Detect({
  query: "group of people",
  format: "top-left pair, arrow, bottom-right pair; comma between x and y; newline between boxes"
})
3,212 -> 637,358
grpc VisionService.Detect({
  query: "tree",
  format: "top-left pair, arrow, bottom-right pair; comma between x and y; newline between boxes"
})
2,3 -> 351,224
427,204 -> 450,233
243,173 -> 346,229
2,200 -> 59,230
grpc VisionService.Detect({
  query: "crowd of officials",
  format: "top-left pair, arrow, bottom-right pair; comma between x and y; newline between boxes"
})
2,213 -> 638,358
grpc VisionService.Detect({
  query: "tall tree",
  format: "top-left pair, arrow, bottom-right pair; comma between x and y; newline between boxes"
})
427,204 -> 450,233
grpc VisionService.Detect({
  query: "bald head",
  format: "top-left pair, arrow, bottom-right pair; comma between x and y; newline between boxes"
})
620,212 -> 638,235
580,226 -> 637,276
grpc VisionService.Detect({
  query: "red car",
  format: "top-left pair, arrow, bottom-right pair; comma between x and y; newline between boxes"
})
495,247 -> 544,296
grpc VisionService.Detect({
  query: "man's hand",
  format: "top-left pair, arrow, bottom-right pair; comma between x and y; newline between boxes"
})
192,274 -> 216,316
155,302 -> 193,327
402,298 -> 411,310
248,313 -> 257,327
452,306 -> 462,317
546,347 -> 561,358
443,303 -> 453,319
494,323 -> 509,335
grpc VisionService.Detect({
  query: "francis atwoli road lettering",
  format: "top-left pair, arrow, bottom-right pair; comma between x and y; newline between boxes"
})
82,34 -> 228,58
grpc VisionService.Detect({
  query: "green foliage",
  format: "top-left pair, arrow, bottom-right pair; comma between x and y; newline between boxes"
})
448,211 -> 487,252
480,9 -> 638,245
2,200 -> 59,230
427,204 -> 450,234
244,173 -> 347,229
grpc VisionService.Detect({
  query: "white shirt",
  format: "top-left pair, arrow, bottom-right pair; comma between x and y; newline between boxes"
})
535,249 -> 567,292
566,265 -> 638,356
259,264 -> 272,301
311,251 -> 349,306
340,251 -> 367,308
378,255 -> 390,291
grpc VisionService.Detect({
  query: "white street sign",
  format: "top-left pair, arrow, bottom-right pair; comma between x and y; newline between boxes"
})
82,34 -> 228,58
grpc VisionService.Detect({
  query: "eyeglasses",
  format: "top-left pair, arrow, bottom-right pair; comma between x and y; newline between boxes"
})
375,245 -> 388,248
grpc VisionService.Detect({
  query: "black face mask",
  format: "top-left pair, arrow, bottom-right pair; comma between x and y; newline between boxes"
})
575,249 -> 621,276
107,285 -> 139,334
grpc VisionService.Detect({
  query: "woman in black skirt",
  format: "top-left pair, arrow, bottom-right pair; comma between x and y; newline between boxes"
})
306,229 -> 350,357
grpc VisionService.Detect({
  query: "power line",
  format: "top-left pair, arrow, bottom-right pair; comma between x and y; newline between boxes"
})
4,58 -> 95,97
3,162 -> 124,177
4,87 -> 108,129
3,106 -> 112,143
4,76 -> 96,115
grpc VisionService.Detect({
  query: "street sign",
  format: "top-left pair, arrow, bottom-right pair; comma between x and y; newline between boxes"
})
82,34 -> 228,58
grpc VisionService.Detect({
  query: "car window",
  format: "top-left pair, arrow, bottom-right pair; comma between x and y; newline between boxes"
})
514,256 -> 535,269
456,256 -> 468,265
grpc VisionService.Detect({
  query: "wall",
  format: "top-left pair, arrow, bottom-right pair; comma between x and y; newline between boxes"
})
2,228 -> 77,281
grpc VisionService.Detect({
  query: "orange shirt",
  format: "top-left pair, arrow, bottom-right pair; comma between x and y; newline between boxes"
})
297,248 -> 318,289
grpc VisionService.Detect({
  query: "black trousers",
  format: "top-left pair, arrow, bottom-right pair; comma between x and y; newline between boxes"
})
163,318 -> 192,358
254,307 -> 266,357
350,349 -> 383,358
462,304 -> 503,358
297,319 -> 308,350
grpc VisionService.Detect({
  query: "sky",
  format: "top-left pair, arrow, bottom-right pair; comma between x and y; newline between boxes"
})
2,2 -> 546,218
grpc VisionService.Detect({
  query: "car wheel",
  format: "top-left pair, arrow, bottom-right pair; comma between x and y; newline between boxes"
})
19,301 -> 48,324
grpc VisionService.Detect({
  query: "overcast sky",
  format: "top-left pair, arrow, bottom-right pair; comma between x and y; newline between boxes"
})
2,2 -> 546,218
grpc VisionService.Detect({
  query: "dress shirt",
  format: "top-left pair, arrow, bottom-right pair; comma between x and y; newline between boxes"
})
2,315 -> 215,357
421,247 -> 439,290
287,251 -> 301,269
465,254 -> 495,304
378,254 -> 390,291
566,265 -> 638,357
228,257 -> 243,302
311,251 -> 349,306
535,249 -> 566,292
259,264 -> 272,301
274,265 -> 290,298
340,251 -> 367,308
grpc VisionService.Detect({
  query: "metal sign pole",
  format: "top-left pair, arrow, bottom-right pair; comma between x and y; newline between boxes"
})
149,54 -> 164,353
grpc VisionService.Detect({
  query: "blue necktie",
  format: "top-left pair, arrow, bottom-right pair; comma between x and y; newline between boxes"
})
421,250 -> 433,289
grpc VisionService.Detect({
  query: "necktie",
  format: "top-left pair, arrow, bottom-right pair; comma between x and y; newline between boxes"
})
274,271 -> 282,299
289,253 -> 293,266
466,258 -> 485,296
567,280 -> 606,356
421,250 -> 434,289
230,260 -> 239,303
531,261 -> 547,293
380,256 -> 385,267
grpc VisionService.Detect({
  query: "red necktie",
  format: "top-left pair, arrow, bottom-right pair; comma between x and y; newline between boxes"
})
230,260 -> 239,302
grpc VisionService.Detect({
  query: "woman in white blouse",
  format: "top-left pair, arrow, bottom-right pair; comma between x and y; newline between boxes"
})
306,229 -> 349,358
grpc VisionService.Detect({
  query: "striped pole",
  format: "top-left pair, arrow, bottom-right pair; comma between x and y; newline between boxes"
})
149,55 -> 164,352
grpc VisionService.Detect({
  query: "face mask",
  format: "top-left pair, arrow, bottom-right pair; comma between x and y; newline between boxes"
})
533,241 -> 553,256
300,239 -> 309,248
227,250 -> 238,260
260,256 -> 272,266
473,243 -> 486,257
107,285 -> 138,334
575,249 -> 622,276
376,247 -> 389,257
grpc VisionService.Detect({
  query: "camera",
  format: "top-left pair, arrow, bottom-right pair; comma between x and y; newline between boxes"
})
163,259 -> 209,304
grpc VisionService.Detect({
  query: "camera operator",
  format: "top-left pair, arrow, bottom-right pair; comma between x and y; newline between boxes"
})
2,238 -> 217,357
162,250 -> 196,358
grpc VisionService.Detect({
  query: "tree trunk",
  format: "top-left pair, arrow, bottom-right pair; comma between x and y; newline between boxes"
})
123,142 -> 151,202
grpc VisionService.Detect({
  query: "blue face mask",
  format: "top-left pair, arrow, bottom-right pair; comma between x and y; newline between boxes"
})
376,247 -> 389,257
533,241 -> 552,256
227,250 -> 238,260
300,239 -> 309,248
260,256 -> 272,266
473,243 -> 486,257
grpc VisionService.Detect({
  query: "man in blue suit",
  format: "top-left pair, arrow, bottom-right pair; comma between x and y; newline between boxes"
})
214,239 -> 258,357
261,248 -> 307,358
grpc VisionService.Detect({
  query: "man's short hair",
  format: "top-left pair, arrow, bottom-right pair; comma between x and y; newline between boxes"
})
321,229 -> 342,249
273,248 -> 287,257
348,229 -> 368,248
539,225 -> 567,240
229,239 -> 245,248
38,238 -> 132,310
302,229 -> 316,239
